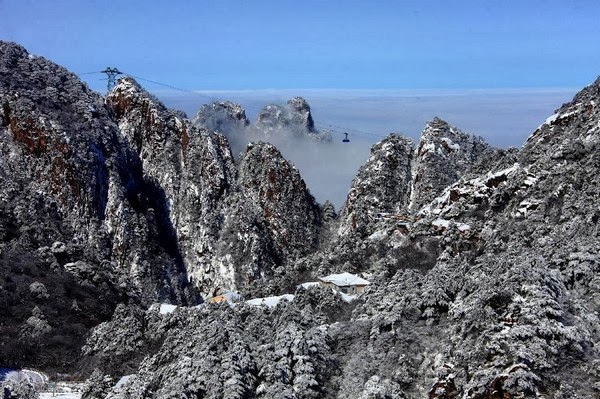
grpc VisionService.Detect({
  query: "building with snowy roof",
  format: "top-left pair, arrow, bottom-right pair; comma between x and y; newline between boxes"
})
318,272 -> 370,295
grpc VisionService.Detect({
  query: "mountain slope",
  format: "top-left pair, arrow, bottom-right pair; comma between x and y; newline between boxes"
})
86,77 -> 600,398
0,41 -> 194,370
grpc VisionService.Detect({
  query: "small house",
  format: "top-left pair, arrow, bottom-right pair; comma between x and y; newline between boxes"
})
318,272 -> 370,295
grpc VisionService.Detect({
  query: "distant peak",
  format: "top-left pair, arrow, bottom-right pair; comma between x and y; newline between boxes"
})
287,97 -> 311,112
427,116 -> 451,128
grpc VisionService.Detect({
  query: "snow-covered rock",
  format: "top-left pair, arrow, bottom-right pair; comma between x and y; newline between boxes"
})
409,117 -> 497,211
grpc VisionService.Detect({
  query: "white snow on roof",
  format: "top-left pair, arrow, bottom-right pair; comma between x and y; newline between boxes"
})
246,294 -> 295,308
40,393 -> 82,399
148,303 -> 178,314
319,272 -> 370,287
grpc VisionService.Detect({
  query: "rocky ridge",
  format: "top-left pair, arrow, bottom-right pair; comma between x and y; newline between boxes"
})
107,78 -> 237,297
339,118 -> 497,239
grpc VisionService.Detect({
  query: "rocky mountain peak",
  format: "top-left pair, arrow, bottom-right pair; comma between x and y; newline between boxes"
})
192,100 -> 249,135
338,133 -> 414,237
255,96 -> 319,137
287,96 -> 315,131
238,142 -> 318,220
228,142 -> 322,285
191,96 -> 331,144
410,117 -> 496,211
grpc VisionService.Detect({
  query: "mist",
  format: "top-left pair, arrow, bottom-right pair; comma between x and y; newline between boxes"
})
232,129 -> 373,212
157,88 -> 578,209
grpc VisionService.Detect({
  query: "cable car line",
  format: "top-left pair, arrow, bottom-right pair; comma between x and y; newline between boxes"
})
76,70 -> 385,142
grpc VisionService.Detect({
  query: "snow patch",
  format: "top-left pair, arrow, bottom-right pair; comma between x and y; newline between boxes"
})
338,292 -> 357,303
440,137 -> 460,151
523,174 -> 537,187
535,109 -> 579,132
513,199 -> 540,218
367,230 -> 387,241
115,374 -> 135,388
542,113 -> 559,128
432,218 -> 470,232
3,369 -> 48,386
246,294 -> 295,308
148,303 -> 178,314
420,142 -> 436,155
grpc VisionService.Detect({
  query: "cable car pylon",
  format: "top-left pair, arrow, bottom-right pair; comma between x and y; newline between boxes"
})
101,67 -> 123,94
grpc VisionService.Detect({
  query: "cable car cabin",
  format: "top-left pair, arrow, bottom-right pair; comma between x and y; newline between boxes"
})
342,132 -> 350,143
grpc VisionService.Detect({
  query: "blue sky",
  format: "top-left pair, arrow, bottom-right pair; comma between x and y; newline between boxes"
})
1,0 -> 599,90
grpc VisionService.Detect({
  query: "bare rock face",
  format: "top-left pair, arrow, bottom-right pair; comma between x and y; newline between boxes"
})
236,142 -> 321,258
0,41 -> 193,369
107,78 -> 240,297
